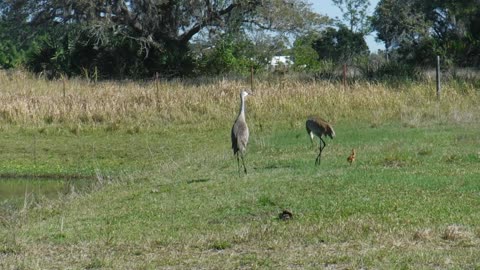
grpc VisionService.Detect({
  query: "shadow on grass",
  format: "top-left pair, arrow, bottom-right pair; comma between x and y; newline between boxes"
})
0,173 -> 96,181
254,163 -> 295,170
186,178 -> 211,184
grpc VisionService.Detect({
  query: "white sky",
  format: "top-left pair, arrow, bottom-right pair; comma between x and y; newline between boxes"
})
309,0 -> 384,52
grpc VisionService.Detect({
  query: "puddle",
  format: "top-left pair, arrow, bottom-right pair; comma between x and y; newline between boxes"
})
0,177 -> 93,210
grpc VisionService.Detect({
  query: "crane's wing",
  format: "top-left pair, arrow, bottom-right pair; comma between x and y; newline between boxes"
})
231,125 -> 239,154
231,120 -> 249,154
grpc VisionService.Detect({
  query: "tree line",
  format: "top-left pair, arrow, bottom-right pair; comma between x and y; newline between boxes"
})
0,0 -> 479,80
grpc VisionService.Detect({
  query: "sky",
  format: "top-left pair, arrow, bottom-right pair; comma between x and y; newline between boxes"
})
309,0 -> 384,53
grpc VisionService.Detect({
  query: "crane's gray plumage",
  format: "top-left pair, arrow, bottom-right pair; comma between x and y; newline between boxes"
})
231,90 -> 251,174
306,116 -> 335,165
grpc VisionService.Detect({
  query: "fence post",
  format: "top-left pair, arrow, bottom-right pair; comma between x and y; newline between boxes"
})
436,55 -> 441,100
62,74 -> 66,99
250,65 -> 254,91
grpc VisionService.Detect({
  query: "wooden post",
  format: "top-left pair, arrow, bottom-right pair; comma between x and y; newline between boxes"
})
250,65 -> 254,91
436,55 -> 441,100
155,72 -> 160,105
62,75 -> 66,99
343,64 -> 347,90
94,66 -> 98,83
33,134 -> 37,167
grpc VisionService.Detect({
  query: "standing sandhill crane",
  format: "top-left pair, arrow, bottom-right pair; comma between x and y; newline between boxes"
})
231,90 -> 252,175
306,116 -> 335,165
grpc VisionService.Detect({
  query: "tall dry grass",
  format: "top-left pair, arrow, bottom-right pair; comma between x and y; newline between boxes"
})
0,70 -> 478,130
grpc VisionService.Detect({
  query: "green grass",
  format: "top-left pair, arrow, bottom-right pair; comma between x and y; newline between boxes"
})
1,120 -> 480,269
0,71 -> 479,268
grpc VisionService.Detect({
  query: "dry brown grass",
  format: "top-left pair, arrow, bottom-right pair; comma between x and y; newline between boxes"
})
413,228 -> 433,241
0,70 -> 479,130
442,225 -> 473,241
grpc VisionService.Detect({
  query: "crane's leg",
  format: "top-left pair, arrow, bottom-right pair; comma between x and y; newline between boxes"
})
240,153 -> 248,174
236,154 -> 241,176
320,137 -> 326,152
315,138 -> 326,165
315,150 -> 322,165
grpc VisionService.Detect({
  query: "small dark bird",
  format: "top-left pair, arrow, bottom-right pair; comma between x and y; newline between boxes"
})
347,148 -> 356,165
279,210 -> 293,221
306,116 -> 335,165
231,90 -> 252,175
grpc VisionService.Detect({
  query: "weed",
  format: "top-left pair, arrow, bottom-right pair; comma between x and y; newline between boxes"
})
85,257 -> 104,269
209,240 -> 232,250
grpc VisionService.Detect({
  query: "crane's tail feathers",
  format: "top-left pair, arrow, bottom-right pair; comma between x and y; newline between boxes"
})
328,125 -> 336,138
305,123 -> 311,135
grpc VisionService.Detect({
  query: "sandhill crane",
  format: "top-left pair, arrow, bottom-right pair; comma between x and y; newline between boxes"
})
231,90 -> 252,175
306,116 -> 335,165
347,148 -> 356,165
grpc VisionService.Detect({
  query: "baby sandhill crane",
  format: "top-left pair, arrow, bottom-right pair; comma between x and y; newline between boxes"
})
347,148 -> 356,165
231,90 -> 252,175
306,116 -> 335,165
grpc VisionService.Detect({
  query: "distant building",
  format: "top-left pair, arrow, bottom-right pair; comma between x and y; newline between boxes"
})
268,56 -> 293,71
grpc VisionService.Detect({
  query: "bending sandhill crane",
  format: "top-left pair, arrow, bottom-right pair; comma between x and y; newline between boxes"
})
231,90 -> 252,174
306,116 -> 335,165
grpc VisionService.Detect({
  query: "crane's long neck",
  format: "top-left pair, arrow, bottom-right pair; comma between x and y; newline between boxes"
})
238,94 -> 246,119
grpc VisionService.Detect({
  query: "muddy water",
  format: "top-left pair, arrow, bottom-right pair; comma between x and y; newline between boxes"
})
0,178 -> 92,210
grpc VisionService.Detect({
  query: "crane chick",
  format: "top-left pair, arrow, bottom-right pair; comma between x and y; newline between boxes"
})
347,148 -> 356,165
231,90 -> 252,175
306,116 -> 335,165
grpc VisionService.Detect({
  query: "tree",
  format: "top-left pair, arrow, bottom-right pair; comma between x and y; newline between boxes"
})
312,26 -> 369,64
193,33 -> 266,76
0,0 -> 328,78
292,32 -> 322,71
0,40 -> 24,69
372,0 -> 480,66
331,0 -> 371,34
419,0 -> 480,66
0,21 -> 25,69
372,0 -> 429,61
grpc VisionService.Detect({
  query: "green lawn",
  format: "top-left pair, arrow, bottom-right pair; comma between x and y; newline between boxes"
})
1,120 -> 480,269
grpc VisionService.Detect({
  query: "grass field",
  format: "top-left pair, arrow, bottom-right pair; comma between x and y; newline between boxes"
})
0,71 -> 480,269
